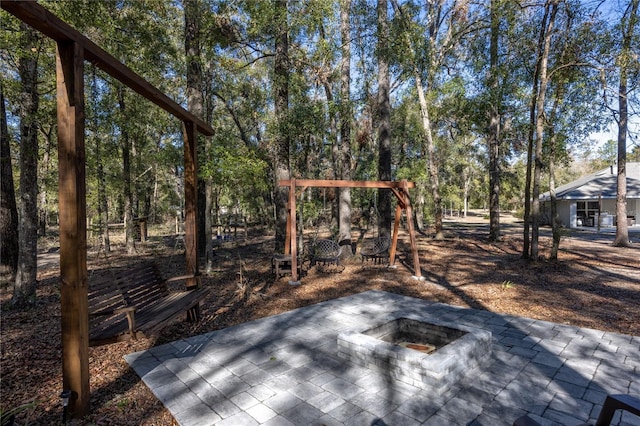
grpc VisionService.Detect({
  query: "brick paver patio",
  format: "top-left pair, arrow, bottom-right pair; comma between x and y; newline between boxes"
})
125,290 -> 640,426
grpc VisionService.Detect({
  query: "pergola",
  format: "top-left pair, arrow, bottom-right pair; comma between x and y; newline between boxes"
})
278,179 -> 424,284
2,1 -> 213,418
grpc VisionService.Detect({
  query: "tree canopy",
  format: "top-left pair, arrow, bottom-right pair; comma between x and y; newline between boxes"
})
1,0 -> 637,250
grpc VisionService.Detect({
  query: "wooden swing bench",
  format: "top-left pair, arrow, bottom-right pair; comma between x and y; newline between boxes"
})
361,236 -> 391,265
88,261 -> 208,346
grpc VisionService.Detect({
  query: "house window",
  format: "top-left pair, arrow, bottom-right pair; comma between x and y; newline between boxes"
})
576,201 -> 599,226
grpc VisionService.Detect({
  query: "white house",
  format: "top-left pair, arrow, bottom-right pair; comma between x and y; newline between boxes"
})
540,162 -> 640,228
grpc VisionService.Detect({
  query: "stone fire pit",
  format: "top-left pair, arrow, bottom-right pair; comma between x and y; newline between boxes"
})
337,317 -> 492,395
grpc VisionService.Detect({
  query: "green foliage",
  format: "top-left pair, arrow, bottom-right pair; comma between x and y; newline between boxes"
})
501,280 -> 515,291
0,400 -> 39,425
1,0 -> 632,240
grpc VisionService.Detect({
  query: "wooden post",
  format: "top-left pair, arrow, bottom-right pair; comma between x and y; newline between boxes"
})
389,203 -> 402,267
284,203 -> 291,256
288,178 -> 299,284
402,180 -> 422,280
183,121 -> 199,293
57,40 -> 89,418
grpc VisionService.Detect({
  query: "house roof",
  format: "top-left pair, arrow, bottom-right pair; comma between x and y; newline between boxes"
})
540,162 -> 640,201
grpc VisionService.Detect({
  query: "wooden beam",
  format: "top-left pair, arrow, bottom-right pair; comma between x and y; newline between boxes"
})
278,179 -> 423,282
57,40 -> 89,418
3,0 -> 215,418
1,0 -> 214,136
279,179 -> 416,189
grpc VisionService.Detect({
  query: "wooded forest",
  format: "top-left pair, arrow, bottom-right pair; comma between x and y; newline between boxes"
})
1,0 -> 639,304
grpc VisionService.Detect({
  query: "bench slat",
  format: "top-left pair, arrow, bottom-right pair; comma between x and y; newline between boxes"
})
136,289 -> 207,335
88,261 -> 207,346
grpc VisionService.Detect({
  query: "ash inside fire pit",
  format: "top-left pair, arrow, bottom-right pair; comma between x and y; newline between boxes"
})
337,317 -> 491,394
398,342 -> 436,353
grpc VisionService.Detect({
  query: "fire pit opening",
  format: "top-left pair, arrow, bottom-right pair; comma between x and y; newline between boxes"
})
363,317 -> 466,354
337,316 -> 491,394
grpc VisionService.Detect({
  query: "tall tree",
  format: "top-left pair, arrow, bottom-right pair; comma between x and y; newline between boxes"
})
12,23 -> 41,306
391,0 -> 475,239
530,0 -> 559,260
89,65 -> 111,253
613,0 -> 639,247
272,0 -> 291,252
116,86 -> 136,255
487,0 -> 502,241
1,82 -> 18,278
339,0 -> 353,255
547,87 -> 564,260
522,1 -> 557,259
543,1 -> 606,259
184,0 -> 207,257
377,0 -> 392,238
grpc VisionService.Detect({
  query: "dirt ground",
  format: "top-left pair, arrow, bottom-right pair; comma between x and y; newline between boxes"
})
1,214 -> 639,425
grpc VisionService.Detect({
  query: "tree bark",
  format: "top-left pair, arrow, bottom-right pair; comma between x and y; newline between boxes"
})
377,0 -> 392,239
523,2 -> 552,259
12,23 -> 40,307
549,128 -> 560,260
1,82 -> 18,278
205,72 -> 215,273
339,0 -> 353,256
184,0 -> 207,257
117,86 -> 135,255
416,73 -> 442,239
488,0 -> 501,242
613,0 -> 638,247
37,127 -> 53,237
274,0 -> 291,253
531,1 -> 559,260
89,67 -> 111,253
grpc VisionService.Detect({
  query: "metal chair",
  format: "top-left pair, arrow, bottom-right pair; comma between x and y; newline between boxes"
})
310,239 -> 342,267
361,235 -> 391,265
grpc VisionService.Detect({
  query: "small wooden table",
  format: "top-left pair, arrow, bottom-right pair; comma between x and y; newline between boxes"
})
272,254 -> 300,277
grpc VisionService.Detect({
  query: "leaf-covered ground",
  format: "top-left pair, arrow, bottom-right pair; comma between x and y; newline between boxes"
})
1,216 -> 639,425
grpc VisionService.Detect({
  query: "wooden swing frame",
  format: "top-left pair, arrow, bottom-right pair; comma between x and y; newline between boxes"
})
2,1 -> 213,418
278,179 -> 424,284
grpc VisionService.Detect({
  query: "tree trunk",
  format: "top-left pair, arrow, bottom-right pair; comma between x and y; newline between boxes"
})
613,0 -> 638,247
205,73 -> 215,273
524,1 -> 552,259
274,0 -> 291,253
547,82 -> 566,261
321,73 -> 339,232
488,0 -> 501,242
118,87 -> 135,255
415,73 -> 442,239
90,67 -> 111,253
415,187 -> 425,231
37,128 -> 53,237
391,0 -> 443,239
0,82 -> 19,278
549,131 -> 560,260
184,0 -> 207,257
97,136 -> 111,253
463,166 -> 470,218
339,0 -> 353,256
12,23 -> 40,307
531,1 -> 559,261
377,0 -> 392,239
